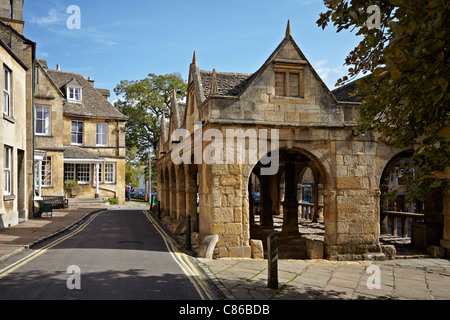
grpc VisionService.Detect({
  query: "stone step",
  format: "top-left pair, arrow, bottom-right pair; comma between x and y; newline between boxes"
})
68,197 -> 110,207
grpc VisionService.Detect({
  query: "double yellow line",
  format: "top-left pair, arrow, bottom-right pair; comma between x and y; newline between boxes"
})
142,210 -> 215,300
0,211 -> 102,280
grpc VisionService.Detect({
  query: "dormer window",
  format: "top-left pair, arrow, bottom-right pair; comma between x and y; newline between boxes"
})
67,85 -> 82,103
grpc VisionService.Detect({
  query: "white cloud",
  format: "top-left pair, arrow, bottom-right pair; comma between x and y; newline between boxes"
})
313,59 -> 347,88
30,8 -> 66,26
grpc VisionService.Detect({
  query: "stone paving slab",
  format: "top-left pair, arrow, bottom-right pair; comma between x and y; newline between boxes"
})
197,257 -> 450,300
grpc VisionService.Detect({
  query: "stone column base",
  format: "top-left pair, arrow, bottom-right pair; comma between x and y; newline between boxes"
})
214,245 -> 252,259
325,244 -> 386,261
441,239 -> 450,257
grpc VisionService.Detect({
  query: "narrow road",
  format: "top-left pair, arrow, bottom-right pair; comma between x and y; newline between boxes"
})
0,209 -> 216,300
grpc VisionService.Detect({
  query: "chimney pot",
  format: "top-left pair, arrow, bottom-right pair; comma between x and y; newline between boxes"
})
56,64 -> 60,71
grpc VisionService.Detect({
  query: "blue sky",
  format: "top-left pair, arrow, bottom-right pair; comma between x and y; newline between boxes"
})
24,0 -> 362,101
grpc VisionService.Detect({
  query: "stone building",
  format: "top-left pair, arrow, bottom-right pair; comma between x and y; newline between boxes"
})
0,0 -> 128,226
0,33 -> 28,227
34,61 -> 128,204
157,22 -> 448,260
0,0 -> 35,223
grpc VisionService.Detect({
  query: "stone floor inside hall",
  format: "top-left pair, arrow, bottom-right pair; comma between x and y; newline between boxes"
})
251,214 -> 429,260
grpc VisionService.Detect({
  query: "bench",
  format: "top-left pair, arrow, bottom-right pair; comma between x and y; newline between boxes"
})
37,196 -> 69,218
42,196 -> 69,209
37,201 -> 53,218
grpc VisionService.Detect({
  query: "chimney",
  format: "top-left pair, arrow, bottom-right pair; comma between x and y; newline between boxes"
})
87,77 -> 95,87
56,64 -> 60,71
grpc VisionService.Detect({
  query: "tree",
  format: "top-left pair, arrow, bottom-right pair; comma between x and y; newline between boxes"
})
114,73 -> 187,162
317,0 -> 449,201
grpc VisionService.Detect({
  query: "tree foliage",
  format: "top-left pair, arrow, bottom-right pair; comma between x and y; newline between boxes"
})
317,0 -> 449,201
114,73 -> 187,162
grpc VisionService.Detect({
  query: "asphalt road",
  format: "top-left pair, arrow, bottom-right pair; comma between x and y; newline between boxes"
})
0,209 -> 215,300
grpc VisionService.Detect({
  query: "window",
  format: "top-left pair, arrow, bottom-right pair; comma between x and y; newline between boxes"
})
96,122 -> 108,146
4,146 -> 12,195
35,105 -> 51,135
41,156 -> 52,187
71,121 -> 83,145
105,163 -> 115,184
76,164 -> 90,183
64,163 -> 75,181
274,62 -> 305,98
68,86 -> 82,102
3,67 -> 11,116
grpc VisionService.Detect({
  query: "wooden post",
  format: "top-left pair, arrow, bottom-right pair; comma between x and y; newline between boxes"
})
267,234 -> 278,289
186,215 -> 191,250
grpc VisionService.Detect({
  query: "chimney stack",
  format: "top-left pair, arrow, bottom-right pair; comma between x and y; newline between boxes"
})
87,77 -> 95,87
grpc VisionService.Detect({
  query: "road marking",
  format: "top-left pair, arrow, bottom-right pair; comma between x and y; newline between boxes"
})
0,211 -> 102,280
142,210 -> 215,300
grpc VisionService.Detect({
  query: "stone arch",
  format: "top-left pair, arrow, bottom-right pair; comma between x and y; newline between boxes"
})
379,149 -> 418,236
185,163 -> 199,232
168,163 -> 177,219
176,164 -> 186,221
242,146 -> 330,258
163,165 -> 170,216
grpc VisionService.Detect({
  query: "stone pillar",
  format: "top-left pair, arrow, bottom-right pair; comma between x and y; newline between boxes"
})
282,158 -> 299,233
260,174 -> 273,228
312,169 -> 319,223
176,166 -> 186,221
379,184 -> 390,234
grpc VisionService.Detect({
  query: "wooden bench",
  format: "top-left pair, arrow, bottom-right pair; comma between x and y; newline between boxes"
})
37,201 -> 53,218
37,196 -> 69,218
42,196 -> 69,209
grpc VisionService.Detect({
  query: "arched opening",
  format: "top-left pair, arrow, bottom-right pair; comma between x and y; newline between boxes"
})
163,166 -> 170,216
186,164 -> 200,232
176,164 -> 186,221
248,148 -> 326,259
169,164 -> 177,219
379,150 -> 430,256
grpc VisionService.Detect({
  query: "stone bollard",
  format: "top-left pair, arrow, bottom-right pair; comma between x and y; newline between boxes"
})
267,234 -> 278,289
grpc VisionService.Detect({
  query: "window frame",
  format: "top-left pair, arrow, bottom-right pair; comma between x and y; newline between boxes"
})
67,85 -> 82,103
71,120 -> 84,145
41,156 -> 52,187
35,105 -> 51,135
3,66 -> 11,117
64,163 -> 76,182
104,163 -> 116,184
96,122 -> 108,146
76,163 -> 91,184
4,146 -> 12,195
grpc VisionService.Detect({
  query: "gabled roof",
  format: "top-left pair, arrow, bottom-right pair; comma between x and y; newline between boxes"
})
46,68 -> 127,120
199,70 -> 253,98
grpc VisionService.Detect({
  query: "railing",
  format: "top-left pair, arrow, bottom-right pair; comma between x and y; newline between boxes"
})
299,202 -> 324,220
381,210 -> 424,238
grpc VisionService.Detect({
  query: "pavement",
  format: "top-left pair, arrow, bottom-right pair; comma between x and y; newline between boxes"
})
1,205 -> 449,300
